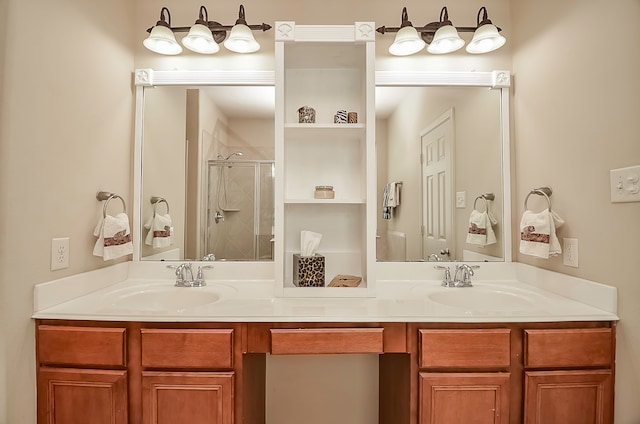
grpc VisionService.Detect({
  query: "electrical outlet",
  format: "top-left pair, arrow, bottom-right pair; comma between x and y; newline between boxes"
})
51,238 -> 69,270
456,191 -> 466,208
563,238 -> 579,268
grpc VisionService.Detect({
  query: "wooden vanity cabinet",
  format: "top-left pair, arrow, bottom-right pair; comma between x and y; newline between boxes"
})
36,320 -> 615,424
36,324 -> 128,424
523,328 -> 615,424
410,323 -> 616,424
139,327 -> 238,424
417,328 -> 512,424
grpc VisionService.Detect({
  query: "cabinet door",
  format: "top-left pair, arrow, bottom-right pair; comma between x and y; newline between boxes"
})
37,367 -> 127,424
419,372 -> 510,424
143,371 -> 234,424
524,370 -> 612,424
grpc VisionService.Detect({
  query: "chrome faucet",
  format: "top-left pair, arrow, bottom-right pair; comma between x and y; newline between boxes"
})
167,263 -> 213,287
427,254 -> 442,262
453,264 -> 480,287
434,264 -> 480,287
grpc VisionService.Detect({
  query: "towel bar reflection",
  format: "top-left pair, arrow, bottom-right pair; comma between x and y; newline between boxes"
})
473,193 -> 495,212
151,196 -> 170,217
96,191 -> 126,218
524,187 -> 552,211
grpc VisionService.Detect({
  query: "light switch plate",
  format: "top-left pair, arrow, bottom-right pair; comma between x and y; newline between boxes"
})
563,238 -> 579,268
610,165 -> 640,203
456,191 -> 466,208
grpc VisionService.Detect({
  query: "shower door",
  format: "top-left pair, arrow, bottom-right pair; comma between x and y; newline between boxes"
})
206,160 -> 274,261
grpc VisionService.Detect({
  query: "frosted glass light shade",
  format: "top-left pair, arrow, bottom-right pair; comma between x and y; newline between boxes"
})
143,25 -> 183,55
427,25 -> 464,54
466,24 -> 506,54
388,26 -> 426,56
182,23 -> 220,54
224,24 -> 260,53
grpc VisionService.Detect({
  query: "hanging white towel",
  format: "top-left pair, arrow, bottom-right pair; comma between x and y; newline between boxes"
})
519,209 -> 564,259
93,213 -> 133,260
466,210 -> 497,246
382,182 -> 400,220
144,213 -> 173,248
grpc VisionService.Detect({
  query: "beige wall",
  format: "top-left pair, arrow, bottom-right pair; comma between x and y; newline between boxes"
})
0,0 -> 135,422
511,1 -> 640,422
0,0 -> 8,419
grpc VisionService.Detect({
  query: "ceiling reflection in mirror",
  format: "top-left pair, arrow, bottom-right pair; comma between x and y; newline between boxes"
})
140,83 -> 504,262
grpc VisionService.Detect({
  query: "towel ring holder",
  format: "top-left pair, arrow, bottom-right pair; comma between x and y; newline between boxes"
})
473,193 -> 495,212
524,187 -> 552,211
97,191 -> 126,218
151,196 -> 169,217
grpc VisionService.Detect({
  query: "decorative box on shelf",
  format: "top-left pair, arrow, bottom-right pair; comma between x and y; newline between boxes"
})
293,254 -> 325,287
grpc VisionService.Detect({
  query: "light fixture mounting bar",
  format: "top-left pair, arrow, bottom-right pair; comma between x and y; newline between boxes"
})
375,24 -> 500,34
146,22 -> 272,34
376,23 -> 501,44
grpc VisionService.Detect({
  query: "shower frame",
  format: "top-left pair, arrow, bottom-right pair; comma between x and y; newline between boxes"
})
204,159 -> 274,261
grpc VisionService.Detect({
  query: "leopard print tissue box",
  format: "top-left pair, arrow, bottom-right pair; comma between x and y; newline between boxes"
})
293,254 -> 325,287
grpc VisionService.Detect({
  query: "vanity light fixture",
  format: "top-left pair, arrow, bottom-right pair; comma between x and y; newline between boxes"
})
143,7 -> 183,55
465,6 -> 506,54
386,7 -> 426,56
427,7 -> 465,54
223,5 -> 261,53
144,4 -> 271,55
376,6 -> 505,56
182,6 -> 221,54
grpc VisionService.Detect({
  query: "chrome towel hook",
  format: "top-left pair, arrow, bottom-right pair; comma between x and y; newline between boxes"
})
96,191 -> 127,218
524,187 -> 552,211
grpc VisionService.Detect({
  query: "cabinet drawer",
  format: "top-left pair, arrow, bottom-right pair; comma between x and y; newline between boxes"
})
141,329 -> 234,369
419,329 -> 511,368
525,328 -> 613,368
38,325 -> 126,368
271,328 -> 384,354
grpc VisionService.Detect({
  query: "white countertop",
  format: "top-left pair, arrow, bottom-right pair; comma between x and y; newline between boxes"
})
32,261 -> 618,323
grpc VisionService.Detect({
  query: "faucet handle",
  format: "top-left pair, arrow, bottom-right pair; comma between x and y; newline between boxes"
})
434,265 -> 453,287
166,263 -> 185,279
195,265 -> 214,286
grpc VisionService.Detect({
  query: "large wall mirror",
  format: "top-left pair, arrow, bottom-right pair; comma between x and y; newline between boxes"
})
376,83 -> 505,262
133,70 -> 510,263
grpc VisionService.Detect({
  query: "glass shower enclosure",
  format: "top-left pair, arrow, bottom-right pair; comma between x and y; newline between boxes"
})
205,160 -> 274,261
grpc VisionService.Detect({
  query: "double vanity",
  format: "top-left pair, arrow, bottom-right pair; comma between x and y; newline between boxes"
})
33,261 -> 618,424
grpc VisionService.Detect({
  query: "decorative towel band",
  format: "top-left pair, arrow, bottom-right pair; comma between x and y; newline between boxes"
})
96,191 -> 126,218
524,187 -> 552,211
151,196 -> 170,217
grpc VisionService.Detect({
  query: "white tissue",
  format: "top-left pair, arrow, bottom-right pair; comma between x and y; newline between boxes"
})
300,230 -> 322,256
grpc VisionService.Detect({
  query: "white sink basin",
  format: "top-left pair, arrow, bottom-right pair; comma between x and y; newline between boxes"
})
105,283 -> 237,313
428,289 -> 537,312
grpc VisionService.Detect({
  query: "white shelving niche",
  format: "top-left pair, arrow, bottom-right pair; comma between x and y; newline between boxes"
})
274,22 -> 376,297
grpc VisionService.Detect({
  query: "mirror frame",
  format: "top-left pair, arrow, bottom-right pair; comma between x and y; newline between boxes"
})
132,69 -> 511,263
